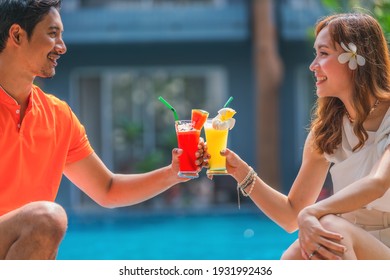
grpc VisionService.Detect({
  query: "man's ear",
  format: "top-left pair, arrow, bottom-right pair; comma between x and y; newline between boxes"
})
9,24 -> 24,45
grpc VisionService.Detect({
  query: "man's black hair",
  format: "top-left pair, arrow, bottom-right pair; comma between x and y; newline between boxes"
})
0,0 -> 62,52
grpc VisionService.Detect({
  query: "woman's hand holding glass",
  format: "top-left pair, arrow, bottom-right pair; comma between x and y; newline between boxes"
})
207,148 -> 252,183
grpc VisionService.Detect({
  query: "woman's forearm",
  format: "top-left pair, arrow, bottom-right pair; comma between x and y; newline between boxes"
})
305,176 -> 388,219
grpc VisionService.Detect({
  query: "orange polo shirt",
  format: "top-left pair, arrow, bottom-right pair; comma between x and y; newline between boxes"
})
0,85 -> 94,216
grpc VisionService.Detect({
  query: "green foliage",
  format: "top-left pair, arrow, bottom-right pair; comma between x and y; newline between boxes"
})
122,122 -> 143,142
373,1 -> 390,39
321,0 -> 345,12
135,151 -> 165,173
322,0 -> 390,40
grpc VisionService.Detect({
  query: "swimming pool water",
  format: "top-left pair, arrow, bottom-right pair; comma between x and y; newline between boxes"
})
57,211 -> 298,260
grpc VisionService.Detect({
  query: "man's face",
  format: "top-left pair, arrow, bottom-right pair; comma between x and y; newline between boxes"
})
22,7 -> 67,79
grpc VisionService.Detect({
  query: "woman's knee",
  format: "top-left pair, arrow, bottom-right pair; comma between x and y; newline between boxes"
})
21,201 -> 68,242
319,214 -> 347,233
281,239 -> 303,260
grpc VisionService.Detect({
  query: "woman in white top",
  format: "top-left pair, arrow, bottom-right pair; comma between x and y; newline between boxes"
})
219,13 -> 390,259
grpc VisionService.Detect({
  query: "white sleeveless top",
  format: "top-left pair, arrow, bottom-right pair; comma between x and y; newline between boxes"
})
324,108 -> 390,212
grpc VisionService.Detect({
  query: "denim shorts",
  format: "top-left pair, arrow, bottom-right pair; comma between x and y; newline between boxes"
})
340,208 -> 390,247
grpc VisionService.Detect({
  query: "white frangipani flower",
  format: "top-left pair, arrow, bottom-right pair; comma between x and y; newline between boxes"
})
338,42 -> 366,70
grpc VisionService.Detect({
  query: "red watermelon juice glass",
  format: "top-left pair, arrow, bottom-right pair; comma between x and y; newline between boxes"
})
175,120 -> 201,179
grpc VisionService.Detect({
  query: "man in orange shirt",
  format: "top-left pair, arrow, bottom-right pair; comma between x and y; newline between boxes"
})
0,0 -> 207,259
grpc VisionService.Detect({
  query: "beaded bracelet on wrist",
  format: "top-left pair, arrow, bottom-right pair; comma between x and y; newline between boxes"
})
237,167 -> 254,187
241,173 -> 256,196
236,167 -> 257,209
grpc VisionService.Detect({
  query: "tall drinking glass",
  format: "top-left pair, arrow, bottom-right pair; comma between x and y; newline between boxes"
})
175,120 -> 200,179
204,119 -> 229,175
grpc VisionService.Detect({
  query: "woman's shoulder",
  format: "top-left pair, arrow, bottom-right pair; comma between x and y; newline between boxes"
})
376,103 -> 390,135
371,103 -> 390,156
303,131 -> 328,162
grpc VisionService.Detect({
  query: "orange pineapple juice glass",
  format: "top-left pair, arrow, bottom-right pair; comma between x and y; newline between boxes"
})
205,108 -> 236,175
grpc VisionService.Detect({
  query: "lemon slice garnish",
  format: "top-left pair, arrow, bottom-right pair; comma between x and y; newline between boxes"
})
212,107 -> 237,130
217,108 -> 236,121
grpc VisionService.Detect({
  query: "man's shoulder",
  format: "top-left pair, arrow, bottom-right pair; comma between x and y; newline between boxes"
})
32,84 -> 70,111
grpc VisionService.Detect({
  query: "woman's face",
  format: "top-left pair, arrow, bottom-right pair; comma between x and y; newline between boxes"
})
309,26 -> 353,102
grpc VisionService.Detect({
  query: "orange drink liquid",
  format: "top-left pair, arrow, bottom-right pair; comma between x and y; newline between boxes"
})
175,120 -> 200,179
204,119 -> 229,175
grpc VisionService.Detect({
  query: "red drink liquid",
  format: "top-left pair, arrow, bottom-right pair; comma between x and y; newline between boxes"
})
175,120 -> 200,178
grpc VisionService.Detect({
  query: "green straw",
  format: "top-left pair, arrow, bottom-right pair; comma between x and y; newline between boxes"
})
158,96 -> 179,121
223,96 -> 234,108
